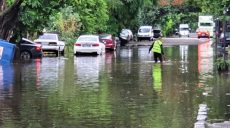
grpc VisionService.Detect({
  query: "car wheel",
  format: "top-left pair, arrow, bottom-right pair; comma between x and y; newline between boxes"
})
114,45 -> 117,51
20,51 -> 32,60
61,49 -> 65,55
55,51 -> 59,57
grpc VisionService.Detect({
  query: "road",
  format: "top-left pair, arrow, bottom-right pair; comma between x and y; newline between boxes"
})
126,33 -> 210,47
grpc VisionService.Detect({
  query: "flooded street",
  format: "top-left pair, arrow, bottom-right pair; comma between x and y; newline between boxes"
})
0,40 -> 229,128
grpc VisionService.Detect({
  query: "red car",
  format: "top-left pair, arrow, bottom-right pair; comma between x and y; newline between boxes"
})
196,28 -> 210,38
99,34 -> 117,51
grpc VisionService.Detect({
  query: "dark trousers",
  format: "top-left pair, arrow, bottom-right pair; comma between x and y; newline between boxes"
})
154,52 -> 163,63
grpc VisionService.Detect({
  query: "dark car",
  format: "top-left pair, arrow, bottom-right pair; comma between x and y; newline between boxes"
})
18,38 -> 43,59
153,29 -> 162,38
99,34 -> 117,51
220,32 -> 230,47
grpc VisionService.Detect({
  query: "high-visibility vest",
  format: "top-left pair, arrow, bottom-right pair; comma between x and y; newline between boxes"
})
152,40 -> 162,54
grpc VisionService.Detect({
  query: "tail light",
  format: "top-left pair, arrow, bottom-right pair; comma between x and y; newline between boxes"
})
92,43 -> 99,47
75,43 -> 81,46
35,45 -> 42,52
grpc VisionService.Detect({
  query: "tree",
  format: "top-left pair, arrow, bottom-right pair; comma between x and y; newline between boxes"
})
0,0 -> 23,40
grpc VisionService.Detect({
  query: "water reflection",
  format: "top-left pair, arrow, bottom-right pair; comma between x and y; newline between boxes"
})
179,45 -> 188,73
0,64 -> 14,92
197,40 -> 214,75
152,64 -> 162,92
0,43 -> 229,127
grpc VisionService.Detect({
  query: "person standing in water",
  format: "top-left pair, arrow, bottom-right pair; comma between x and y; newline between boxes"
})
149,35 -> 164,63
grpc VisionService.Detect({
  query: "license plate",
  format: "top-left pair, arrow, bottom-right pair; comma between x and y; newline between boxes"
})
83,44 -> 91,47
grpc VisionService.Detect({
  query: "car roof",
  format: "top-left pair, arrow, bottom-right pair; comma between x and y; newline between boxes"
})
140,26 -> 152,28
99,33 -> 111,36
79,34 -> 98,36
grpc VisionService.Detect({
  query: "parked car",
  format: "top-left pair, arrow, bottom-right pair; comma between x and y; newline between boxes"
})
137,26 -> 153,41
196,28 -> 210,39
220,32 -> 230,47
119,29 -> 133,46
74,35 -> 105,55
99,34 -> 117,51
34,33 -> 65,56
119,29 -> 133,41
18,38 -> 43,59
153,29 -> 162,38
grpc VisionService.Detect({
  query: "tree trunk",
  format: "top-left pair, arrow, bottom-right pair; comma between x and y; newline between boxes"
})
0,0 -> 23,40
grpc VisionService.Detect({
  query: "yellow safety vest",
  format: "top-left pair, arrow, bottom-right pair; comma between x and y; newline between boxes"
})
152,40 -> 162,54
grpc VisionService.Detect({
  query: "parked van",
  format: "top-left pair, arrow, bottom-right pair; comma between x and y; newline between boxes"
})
179,24 -> 190,37
137,26 -> 153,41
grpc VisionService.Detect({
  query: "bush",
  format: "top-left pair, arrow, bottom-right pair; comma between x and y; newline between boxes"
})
215,58 -> 230,72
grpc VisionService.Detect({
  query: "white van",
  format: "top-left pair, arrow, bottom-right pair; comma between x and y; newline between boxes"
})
137,26 -> 153,41
179,24 -> 190,37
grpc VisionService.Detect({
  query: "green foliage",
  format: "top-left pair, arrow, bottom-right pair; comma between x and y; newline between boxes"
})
215,58 -> 230,72
47,6 -> 81,54
10,0 -> 228,44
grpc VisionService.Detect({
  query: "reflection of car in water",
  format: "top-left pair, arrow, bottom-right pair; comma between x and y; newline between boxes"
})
197,40 -> 213,74
74,56 -> 105,88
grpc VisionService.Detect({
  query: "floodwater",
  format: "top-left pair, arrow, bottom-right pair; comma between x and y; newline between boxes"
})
0,40 -> 229,128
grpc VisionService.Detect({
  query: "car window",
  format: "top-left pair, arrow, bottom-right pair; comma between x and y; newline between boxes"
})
77,36 -> 98,42
99,34 -> 111,39
200,23 -> 212,26
225,32 -> 230,37
121,30 -> 129,35
153,30 -> 161,33
139,28 -> 150,33
180,28 -> 189,31
39,34 -> 57,40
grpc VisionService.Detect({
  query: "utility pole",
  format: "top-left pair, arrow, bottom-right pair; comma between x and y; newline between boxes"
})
223,7 -> 228,61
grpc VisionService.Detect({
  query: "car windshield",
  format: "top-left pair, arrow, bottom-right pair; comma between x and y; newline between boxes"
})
99,34 -> 111,39
139,28 -> 150,33
153,30 -> 161,33
180,28 -> 189,31
225,32 -> 230,37
77,36 -> 98,42
197,28 -> 208,32
200,23 -> 212,26
121,30 -> 129,35
39,34 -> 57,40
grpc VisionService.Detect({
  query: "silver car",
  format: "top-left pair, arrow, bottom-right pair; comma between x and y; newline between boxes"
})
119,29 -> 133,41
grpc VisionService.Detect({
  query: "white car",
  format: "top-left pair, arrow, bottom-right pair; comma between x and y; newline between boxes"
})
74,35 -> 105,55
34,33 -> 65,56
137,26 -> 154,41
